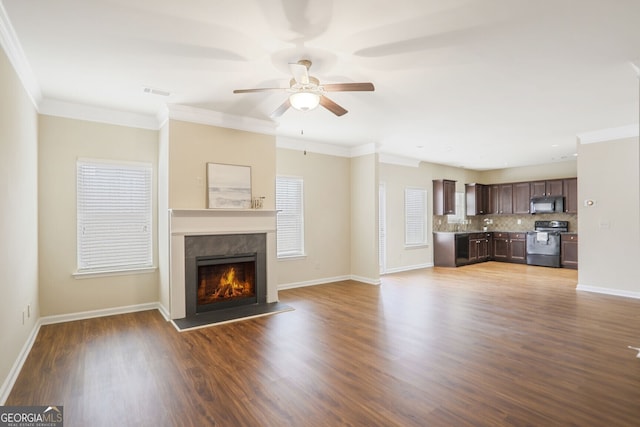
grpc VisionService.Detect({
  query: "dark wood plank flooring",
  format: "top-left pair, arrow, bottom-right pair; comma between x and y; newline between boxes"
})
7,262 -> 640,426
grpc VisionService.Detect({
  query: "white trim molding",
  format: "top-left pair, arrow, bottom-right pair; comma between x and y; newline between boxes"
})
39,98 -> 160,130
277,136 -> 353,158
382,262 -> 434,275
577,124 -> 639,145
378,153 -> 421,168
576,284 -> 640,300
167,104 -> 276,136
278,275 -> 351,290
0,1 -> 42,108
0,320 -> 40,405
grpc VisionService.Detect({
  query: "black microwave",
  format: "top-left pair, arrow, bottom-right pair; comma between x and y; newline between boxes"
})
530,196 -> 564,214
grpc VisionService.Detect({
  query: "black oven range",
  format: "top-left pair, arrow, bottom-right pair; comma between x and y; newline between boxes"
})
526,220 -> 569,268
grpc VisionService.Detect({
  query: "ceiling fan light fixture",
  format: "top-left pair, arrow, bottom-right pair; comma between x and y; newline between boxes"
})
289,92 -> 320,111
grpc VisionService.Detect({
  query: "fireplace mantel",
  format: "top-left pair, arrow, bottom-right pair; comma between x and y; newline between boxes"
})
168,209 -> 278,319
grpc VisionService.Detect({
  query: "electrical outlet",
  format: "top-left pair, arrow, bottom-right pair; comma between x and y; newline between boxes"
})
517,219 -> 522,225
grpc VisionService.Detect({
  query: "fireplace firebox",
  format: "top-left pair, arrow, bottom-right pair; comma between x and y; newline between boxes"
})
184,233 -> 267,318
196,254 -> 257,312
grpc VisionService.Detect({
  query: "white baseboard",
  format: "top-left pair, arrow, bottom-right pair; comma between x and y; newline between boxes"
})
278,274 -> 383,289
0,321 -> 41,405
39,302 -> 163,326
349,275 -> 382,285
382,262 -> 434,275
278,275 -> 351,290
1,302 -> 168,404
576,284 -> 640,299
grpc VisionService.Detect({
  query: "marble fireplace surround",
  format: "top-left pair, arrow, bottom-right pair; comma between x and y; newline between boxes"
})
169,209 -> 278,320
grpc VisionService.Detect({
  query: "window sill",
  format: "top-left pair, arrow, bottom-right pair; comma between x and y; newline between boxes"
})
277,254 -> 307,262
404,244 -> 429,250
73,266 -> 157,279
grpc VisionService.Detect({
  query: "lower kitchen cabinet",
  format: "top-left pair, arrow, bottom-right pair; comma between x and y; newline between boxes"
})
434,232 -> 491,267
561,233 -> 578,269
493,232 -> 526,264
468,233 -> 492,263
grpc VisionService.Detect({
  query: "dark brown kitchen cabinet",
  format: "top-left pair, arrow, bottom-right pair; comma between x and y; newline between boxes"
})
433,179 -> 456,215
561,233 -> 578,269
492,232 -> 526,263
465,183 -> 489,216
469,232 -> 492,263
563,178 -> 578,213
491,184 -> 513,215
513,182 -> 531,214
434,232 -> 492,267
509,232 -> 527,263
531,179 -> 563,198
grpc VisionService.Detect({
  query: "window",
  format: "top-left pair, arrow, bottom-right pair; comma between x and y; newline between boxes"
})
447,192 -> 466,224
275,176 -> 304,258
76,159 -> 153,274
405,187 -> 427,246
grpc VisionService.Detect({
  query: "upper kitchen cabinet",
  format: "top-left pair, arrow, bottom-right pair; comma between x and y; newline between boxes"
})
530,179 -> 563,198
563,178 -> 578,213
490,183 -> 513,215
433,179 -> 456,215
513,182 -> 531,214
465,183 -> 489,215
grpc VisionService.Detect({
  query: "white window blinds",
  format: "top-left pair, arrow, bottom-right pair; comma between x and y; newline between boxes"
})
275,176 -> 304,258
405,187 -> 427,246
77,159 -> 153,273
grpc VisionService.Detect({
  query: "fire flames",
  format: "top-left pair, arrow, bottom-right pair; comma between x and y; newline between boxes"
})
198,266 -> 253,305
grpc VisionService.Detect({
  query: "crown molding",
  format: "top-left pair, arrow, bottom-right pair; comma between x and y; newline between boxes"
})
276,136 -> 353,157
577,124 -> 639,145
378,153 -> 421,167
167,104 -> 276,135
0,2 -> 42,108
350,143 -> 377,157
39,98 -> 160,130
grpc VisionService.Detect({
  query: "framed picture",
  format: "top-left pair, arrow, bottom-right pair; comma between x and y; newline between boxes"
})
207,163 -> 252,209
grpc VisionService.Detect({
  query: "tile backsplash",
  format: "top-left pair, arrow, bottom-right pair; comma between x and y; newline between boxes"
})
433,213 -> 578,233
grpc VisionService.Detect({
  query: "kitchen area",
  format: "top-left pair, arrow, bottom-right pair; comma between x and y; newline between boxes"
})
432,177 -> 578,269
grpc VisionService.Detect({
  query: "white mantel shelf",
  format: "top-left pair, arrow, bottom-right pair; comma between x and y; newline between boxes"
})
169,209 -> 277,236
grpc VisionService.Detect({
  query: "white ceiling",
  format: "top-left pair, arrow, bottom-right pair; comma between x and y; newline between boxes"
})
2,0 -> 639,170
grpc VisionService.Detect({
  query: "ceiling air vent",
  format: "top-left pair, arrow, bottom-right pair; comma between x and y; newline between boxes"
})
142,86 -> 171,97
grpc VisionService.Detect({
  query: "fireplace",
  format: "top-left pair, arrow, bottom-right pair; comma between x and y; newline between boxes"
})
168,209 -> 278,321
196,254 -> 257,312
184,233 -> 267,318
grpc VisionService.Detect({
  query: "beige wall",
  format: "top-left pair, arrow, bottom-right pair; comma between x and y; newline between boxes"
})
276,148 -> 351,286
0,46 -> 39,402
38,115 -> 160,316
350,154 -> 380,283
167,120 -> 276,209
379,161 -> 482,272
577,137 -> 640,294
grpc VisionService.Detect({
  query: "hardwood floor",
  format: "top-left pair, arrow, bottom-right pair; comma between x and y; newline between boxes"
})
7,262 -> 640,426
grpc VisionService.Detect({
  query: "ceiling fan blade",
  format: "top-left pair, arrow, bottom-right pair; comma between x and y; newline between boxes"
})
270,98 -> 292,118
323,82 -> 375,92
233,88 -> 285,94
319,96 -> 348,116
289,62 -> 310,85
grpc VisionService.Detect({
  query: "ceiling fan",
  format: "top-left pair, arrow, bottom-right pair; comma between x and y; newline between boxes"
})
233,59 -> 375,118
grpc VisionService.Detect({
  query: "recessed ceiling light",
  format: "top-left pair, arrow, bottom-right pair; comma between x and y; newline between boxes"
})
551,144 -> 559,148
